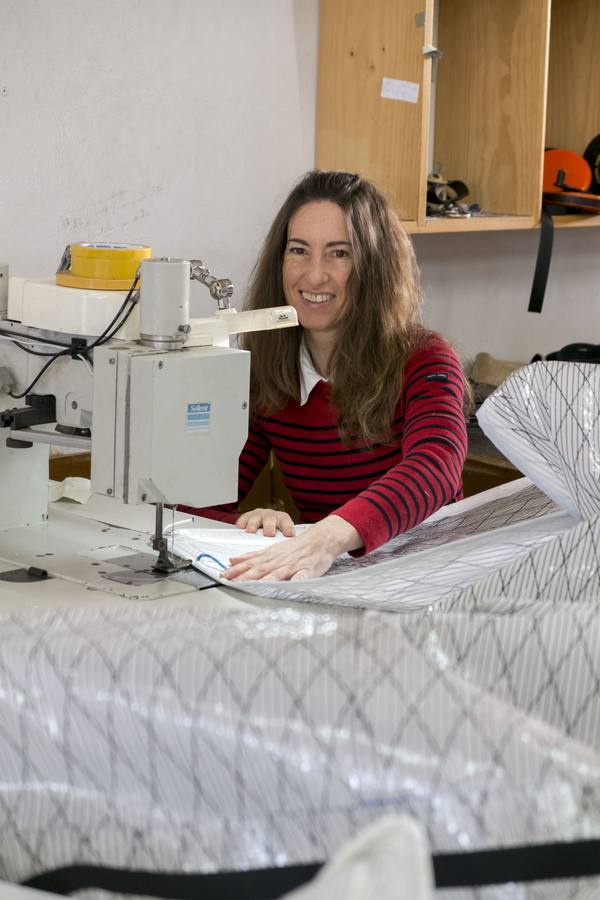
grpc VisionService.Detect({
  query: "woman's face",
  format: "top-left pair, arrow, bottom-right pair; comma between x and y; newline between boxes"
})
282,200 -> 353,337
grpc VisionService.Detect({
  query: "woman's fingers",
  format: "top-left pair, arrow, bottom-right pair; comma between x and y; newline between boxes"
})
222,530 -> 336,582
228,550 -> 262,565
289,570 -> 312,581
235,509 -> 296,537
224,563 -> 272,581
222,519 -> 355,582
277,513 -> 296,537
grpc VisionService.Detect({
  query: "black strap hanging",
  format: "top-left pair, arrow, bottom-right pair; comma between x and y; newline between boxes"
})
22,837 -> 600,897
529,151 -> 600,313
528,205 -> 556,313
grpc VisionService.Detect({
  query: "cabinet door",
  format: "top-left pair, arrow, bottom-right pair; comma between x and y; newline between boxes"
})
316,0 -> 434,224
434,0 -> 550,219
547,0 -> 600,154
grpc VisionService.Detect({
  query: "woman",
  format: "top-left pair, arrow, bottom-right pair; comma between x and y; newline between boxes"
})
188,170 -> 467,581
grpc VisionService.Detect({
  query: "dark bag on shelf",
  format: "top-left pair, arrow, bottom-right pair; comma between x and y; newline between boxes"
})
531,343 -> 600,364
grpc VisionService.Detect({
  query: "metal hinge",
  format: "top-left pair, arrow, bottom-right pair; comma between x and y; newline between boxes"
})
422,43 -> 443,80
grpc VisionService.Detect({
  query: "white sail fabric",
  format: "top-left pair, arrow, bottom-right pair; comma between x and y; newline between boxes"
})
1,361 -> 600,899
478,361 -> 600,519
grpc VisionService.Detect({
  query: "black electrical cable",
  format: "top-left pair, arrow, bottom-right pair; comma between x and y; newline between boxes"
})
0,274 -> 138,358
0,327 -> 72,349
8,348 -> 72,400
11,340 -> 58,357
87,275 -> 140,350
5,272 -> 139,399
95,298 -> 138,345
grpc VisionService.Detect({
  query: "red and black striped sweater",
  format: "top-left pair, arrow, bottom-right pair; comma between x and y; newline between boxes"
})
186,338 -> 468,556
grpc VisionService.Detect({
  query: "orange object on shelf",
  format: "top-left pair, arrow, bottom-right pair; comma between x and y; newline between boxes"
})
542,149 -> 592,194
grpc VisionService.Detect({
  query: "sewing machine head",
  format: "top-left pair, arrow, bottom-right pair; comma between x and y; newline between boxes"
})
0,246 -> 297,537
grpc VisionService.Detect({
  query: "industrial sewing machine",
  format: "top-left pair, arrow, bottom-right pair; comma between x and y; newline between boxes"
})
0,244 -> 297,582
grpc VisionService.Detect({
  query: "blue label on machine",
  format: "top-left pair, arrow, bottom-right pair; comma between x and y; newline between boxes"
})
187,402 -> 211,433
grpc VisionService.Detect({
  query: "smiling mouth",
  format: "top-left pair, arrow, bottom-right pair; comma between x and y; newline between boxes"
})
300,291 -> 334,304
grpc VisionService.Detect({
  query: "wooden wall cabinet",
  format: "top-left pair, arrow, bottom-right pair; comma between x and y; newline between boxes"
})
316,0 -> 600,233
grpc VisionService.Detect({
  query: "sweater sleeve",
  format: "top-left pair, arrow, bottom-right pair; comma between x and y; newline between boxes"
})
333,343 -> 468,555
178,416 -> 272,524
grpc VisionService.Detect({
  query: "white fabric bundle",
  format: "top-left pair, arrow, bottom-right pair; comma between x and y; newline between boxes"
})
477,361 -> 600,519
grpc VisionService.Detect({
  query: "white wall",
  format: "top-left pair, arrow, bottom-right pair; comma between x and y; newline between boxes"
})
415,228 -> 600,363
1,0 -> 319,317
2,0 -> 598,359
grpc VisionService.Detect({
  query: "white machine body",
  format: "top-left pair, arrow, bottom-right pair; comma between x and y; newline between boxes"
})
0,254 -> 298,530
138,258 -> 190,349
91,343 -> 250,507
7,277 -> 140,340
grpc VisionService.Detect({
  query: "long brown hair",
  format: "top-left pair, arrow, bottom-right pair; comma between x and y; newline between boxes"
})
241,170 -> 426,446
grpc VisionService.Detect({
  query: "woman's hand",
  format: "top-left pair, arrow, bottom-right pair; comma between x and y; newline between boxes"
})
222,515 -> 363,582
235,508 -> 296,538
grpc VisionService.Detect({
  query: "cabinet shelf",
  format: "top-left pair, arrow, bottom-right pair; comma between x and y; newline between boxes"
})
403,215 -> 537,235
403,215 -> 600,234
552,215 -> 600,230
317,0 -> 600,236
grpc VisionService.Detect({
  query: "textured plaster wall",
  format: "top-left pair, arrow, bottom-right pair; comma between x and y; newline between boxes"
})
1,0 -> 319,317
415,228 -> 600,364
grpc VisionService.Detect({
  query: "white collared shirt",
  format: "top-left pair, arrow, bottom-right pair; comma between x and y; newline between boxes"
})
298,337 -> 329,406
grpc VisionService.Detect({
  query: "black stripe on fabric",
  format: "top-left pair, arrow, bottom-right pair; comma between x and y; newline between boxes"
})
269,432 -> 357,447
363,481 -> 415,532
272,443 -> 396,458
380,466 -> 439,513
407,442 -> 465,485
402,451 -> 462,493
362,495 -> 394,541
366,464 -> 424,510
385,471 -> 443,527
411,415 -> 465,435
402,419 -> 466,440
404,369 -> 462,396
359,485 -> 403,533
266,425 -> 405,449
241,448 -> 269,469
273,444 -> 367,458
260,411 -> 406,432
282,466 -> 394,485
274,445 -> 403,471
402,419 -> 466,443
403,396 -> 464,413
406,385 -> 459,404
402,406 -> 465,424
409,435 -> 464,454
247,430 -> 271,449
404,431 -> 467,459
258,415 -> 340,433
405,384 -> 463,406
404,353 -> 462,381
288,484 -> 360,497
410,448 -> 457,481
369,478 -> 424,529
400,458 -> 445,508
